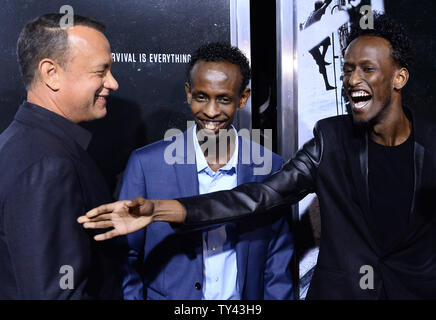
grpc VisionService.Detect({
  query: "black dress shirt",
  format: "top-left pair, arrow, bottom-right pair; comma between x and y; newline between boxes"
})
0,101 -> 121,299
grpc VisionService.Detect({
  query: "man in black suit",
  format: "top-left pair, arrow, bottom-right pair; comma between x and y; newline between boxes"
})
0,14 -> 120,299
80,14 -> 436,299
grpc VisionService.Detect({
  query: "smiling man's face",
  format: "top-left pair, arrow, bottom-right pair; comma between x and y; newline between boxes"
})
343,35 -> 399,125
58,25 -> 118,123
186,60 -> 250,138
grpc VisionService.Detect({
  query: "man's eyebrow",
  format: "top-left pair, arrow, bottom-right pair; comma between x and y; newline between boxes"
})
357,59 -> 376,65
216,93 -> 232,98
192,90 -> 207,95
94,63 -> 111,70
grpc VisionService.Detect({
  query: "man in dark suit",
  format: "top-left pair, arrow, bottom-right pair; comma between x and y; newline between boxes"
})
80,14 -> 436,299
119,43 -> 293,300
0,14 -> 120,299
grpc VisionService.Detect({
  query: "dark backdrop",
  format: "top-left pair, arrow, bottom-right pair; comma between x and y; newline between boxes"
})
385,0 -> 436,124
0,0 -> 230,192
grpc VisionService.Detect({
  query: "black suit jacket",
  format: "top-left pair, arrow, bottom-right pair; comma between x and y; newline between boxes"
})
178,110 -> 436,299
0,102 -> 120,299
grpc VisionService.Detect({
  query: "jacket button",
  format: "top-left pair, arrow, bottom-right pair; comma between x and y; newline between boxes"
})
195,282 -> 202,290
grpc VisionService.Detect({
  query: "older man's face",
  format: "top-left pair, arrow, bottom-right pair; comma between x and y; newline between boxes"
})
58,25 -> 118,123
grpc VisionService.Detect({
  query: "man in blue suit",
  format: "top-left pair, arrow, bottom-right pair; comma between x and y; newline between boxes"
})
119,42 -> 293,300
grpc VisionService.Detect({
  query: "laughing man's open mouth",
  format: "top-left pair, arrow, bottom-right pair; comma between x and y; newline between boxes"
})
350,90 -> 372,111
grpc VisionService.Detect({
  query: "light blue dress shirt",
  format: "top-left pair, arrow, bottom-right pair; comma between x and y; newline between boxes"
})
192,125 -> 240,300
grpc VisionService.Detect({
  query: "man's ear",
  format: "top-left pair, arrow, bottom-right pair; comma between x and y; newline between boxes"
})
238,88 -> 251,109
393,67 -> 409,90
38,58 -> 61,91
185,82 -> 192,104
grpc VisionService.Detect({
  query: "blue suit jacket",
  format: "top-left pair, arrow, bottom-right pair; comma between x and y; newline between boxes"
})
119,127 -> 293,300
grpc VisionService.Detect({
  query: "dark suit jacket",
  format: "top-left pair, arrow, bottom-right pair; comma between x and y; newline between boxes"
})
178,110 -> 436,299
119,127 -> 294,300
0,102 -> 120,299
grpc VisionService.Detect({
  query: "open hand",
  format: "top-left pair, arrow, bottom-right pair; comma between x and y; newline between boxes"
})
77,197 -> 154,241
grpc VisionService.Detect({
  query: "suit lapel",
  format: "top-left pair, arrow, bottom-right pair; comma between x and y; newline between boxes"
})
173,128 -> 199,198
409,139 -> 425,225
174,163 -> 199,197
172,127 -> 203,293
347,131 -> 381,255
407,107 -> 425,225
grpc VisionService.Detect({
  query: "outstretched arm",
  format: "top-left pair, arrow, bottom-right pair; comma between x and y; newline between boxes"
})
179,124 -> 322,226
78,123 -> 323,239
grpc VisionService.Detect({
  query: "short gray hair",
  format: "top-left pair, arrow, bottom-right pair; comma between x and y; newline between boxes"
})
17,13 -> 106,89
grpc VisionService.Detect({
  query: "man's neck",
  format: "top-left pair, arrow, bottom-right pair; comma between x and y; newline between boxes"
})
27,90 -> 72,122
369,103 -> 412,146
199,129 -> 237,172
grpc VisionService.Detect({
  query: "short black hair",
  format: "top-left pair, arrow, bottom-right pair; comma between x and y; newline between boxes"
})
17,13 -> 106,89
186,42 -> 251,94
345,13 -> 414,71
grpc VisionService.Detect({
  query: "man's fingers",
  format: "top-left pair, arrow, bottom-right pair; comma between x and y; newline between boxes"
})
83,221 -> 114,229
85,202 -> 116,218
126,197 -> 153,216
94,229 -> 119,241
125,196 -> 146,208
78,213 -> 114,224
139,199 -> 154,216
86,200 -> 133,218
82,213 -> 113,223
77,215 -> 89,224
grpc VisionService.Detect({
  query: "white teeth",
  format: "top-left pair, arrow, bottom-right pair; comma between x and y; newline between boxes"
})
350,90 -> 371,111
204,121 -> 220,130
351,90 -> 371,98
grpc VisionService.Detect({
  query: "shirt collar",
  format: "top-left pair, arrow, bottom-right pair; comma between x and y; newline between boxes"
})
15,101 -> 92,150
192,124 -> 238,174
